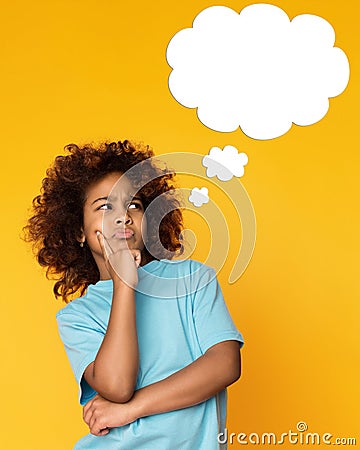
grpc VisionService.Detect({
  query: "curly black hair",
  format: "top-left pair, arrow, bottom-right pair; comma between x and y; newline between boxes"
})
22,140 -> 184,302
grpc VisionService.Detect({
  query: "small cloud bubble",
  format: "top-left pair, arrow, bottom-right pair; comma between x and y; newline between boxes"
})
202,145 -> 248,181
188,187 -> 209,207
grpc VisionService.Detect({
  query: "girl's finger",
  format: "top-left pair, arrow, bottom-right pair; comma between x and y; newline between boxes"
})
96,426 -> 110,436
90,418 -> 108,437
83,397 -> 95,421
99,428 -> 110,435
96,231 -> 106,258
96,231 -> 114,257
132,250 -> 142,268
92,428 -> 108,437
83,407 -> 93,426
89,412 -> 97,433
102,233 -> 114,254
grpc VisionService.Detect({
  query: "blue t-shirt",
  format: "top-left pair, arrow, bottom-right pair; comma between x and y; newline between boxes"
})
56,258 -> 244,450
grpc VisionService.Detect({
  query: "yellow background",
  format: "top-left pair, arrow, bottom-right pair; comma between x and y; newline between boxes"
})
1,0 -> 358,448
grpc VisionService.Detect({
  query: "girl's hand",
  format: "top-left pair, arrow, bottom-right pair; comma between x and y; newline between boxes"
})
83,394 -> 138,436
96,231 -> 141,288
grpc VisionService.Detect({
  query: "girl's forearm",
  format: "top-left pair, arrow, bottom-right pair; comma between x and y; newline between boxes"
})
86,281 -> 139,402
130,341 -> 241,420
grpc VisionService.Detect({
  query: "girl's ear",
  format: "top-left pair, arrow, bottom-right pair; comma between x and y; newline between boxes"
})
76,228 -> 85,245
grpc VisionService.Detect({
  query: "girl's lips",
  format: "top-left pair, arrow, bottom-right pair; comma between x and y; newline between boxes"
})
113,229 -> 134,239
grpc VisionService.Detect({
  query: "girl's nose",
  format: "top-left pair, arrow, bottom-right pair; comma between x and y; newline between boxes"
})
114,212 -> 132,225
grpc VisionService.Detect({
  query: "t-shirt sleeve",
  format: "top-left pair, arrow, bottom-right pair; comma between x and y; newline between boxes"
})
192,266 -> 244,355
56,310 -> 104,405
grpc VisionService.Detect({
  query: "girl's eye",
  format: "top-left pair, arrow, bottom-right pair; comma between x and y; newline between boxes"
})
97,203 -> 112,211
127,202 -> 142,210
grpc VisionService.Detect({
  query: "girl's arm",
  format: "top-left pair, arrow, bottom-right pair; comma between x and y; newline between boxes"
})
83,340 -> 241,436
83,233 -> 141,403
83,281 -> 138,403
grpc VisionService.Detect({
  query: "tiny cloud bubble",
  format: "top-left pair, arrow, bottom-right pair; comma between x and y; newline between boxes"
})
202,145 -> 248,181
166,4 -> 350,140
188,187 -> 210,207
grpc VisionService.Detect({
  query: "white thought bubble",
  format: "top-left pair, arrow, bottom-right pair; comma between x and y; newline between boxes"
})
202,145 -> 248,181
188,187 -> 209,207
166,4 -> 350,140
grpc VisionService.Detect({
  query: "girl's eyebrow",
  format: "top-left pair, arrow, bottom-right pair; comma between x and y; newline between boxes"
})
91,195 -> 142,205
91,196 -> 110,205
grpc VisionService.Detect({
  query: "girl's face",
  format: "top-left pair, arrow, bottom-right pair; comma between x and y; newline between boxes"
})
80,171 -> 148,279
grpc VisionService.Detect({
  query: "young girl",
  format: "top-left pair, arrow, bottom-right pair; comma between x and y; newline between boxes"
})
24,140 -> 244,450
